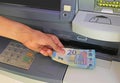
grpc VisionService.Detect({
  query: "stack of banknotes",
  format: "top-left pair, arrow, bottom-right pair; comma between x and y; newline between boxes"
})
51,48 -> 96,69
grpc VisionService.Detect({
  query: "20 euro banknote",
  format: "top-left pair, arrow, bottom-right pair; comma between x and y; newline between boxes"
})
51,48 -> 96,69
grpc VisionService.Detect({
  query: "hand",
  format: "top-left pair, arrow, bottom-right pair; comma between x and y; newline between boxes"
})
22,29 -> 65,56
0,16 -> 65,56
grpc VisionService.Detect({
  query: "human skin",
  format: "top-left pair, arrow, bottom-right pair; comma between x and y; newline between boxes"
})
0,16 -> 65,56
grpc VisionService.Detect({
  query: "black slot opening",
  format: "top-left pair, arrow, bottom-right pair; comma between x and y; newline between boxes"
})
0,0 -> 61,11
61,40 -> 118,56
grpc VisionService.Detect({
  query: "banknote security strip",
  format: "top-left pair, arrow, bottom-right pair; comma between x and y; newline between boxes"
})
51,48 -> 96,69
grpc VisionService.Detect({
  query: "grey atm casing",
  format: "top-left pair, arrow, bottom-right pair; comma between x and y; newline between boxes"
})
0,0 -> 120,63
0,0 -> 120,83
0,0 -> 76,83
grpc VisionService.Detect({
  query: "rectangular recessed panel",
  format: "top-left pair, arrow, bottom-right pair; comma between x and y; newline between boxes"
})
0,37 -> 67,82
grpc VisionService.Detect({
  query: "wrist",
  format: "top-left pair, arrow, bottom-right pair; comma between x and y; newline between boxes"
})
15,25 -> 34,44
0,16 -> 34,44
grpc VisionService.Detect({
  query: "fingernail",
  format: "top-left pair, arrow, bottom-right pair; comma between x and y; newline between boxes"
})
61,49 -> 65,55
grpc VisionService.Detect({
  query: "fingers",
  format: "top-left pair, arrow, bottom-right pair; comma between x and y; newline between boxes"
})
24,32 -> 65,56
47,34 -> 64,48
46,34 -> 65,54
47,39 -> 65,55
39,46 -> 53,56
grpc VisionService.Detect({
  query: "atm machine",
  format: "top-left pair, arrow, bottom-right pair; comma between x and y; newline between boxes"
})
0,0 -> 120,83
73,0 -> 120,60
